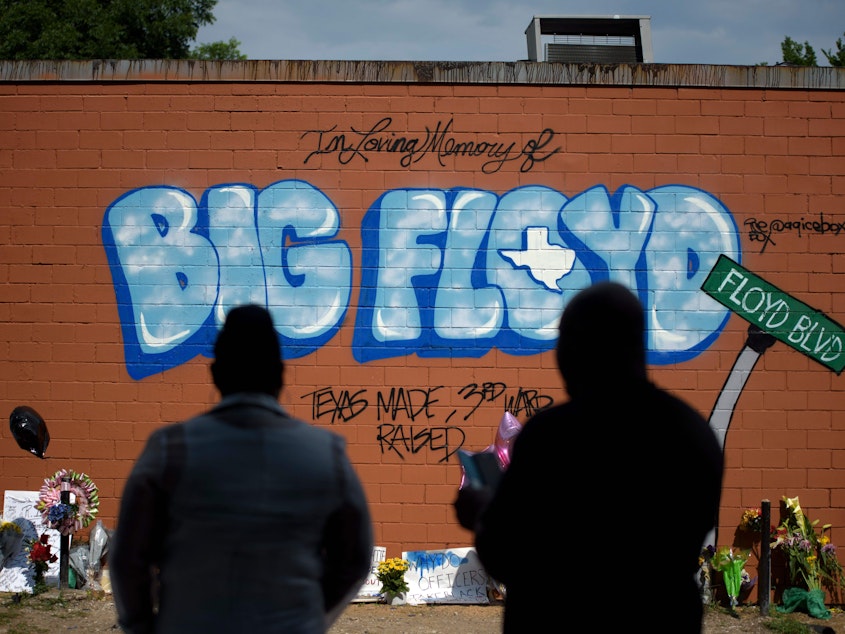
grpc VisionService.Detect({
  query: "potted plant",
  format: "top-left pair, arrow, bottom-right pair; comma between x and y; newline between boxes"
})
376,557 -> 410,605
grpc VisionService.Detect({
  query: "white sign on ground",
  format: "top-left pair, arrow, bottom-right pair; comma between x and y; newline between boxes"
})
402,547 -> 490,605
1,490 -> 61,593
354,545 -> 386,602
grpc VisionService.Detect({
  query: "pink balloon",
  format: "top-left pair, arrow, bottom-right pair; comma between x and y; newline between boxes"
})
491,411 -> 521,469
458,411 -> 523,489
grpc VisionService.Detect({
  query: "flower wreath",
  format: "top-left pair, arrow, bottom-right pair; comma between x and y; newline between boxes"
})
35,469 -> 99,536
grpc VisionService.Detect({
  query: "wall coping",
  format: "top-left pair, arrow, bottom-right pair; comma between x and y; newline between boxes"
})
1,59 -> 844,89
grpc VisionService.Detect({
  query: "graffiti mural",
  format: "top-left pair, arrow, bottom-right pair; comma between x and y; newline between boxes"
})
102,179 -> 741,379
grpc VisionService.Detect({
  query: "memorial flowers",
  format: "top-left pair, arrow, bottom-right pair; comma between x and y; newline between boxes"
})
376,557 -> 410,595
711,546 -> 750,608
699,509 -> 759,607
739,507 -> 763,533
771,497 -> 845,597
27,533 -> 57,595
35,469 -> 99,536
736,506 -> 766,563
820,538 -> 843,599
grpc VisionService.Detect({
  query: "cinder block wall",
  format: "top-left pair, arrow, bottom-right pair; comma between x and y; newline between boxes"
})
1,61 -> 843,602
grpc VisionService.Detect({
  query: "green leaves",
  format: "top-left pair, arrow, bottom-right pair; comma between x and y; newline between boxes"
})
822,33 -> 845,67
781,36 -> 818,66
776,31 -> 845,67
190,37 -> 247,60
0,0 -> 242,60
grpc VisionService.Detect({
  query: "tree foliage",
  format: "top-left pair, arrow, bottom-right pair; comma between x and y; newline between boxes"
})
780,36 -> 818,66
821,33 -> 845,67
190,37 -> 246,60
0,0 -> 243,60
764,32 -> 844,67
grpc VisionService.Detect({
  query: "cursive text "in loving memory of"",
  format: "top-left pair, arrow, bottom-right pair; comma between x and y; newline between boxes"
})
301,117 -> 560,174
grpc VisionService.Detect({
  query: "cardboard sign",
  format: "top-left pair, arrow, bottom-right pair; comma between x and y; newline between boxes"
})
1,490 -> 61,593
402,547 -> 490,605
354,545 -> 386,602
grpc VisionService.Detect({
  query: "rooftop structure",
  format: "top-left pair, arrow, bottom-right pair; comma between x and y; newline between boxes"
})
525,15 -> 654,63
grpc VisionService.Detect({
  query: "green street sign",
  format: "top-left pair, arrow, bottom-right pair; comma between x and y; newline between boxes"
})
702,254 -> 845,374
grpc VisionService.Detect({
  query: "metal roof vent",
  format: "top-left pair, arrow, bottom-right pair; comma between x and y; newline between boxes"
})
525,15 -> 653,64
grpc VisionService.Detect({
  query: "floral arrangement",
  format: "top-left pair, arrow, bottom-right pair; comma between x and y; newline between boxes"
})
376,557 -> 410,595
711,546 -> 751,608
771,496 -> 845,599
739,508 -> 764,533
27,533 -> 57,594
699,509 -> 759,607
35,469 -> 99,536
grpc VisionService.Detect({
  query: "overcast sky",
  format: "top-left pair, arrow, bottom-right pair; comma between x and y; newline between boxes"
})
195,0 -> 844,66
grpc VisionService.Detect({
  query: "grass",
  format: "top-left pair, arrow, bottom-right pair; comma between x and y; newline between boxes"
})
764,617 -> 824,633
704,603 -> 836,634
0,594 -> 46,634
0,589 -> 95,633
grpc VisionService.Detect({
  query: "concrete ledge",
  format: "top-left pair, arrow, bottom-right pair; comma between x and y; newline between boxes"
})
1,59 -> 843,89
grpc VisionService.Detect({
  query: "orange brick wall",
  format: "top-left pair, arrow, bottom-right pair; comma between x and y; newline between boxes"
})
1,61 -> 844,602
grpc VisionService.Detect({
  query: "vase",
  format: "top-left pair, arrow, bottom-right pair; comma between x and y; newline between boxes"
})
384,591 -> 406,606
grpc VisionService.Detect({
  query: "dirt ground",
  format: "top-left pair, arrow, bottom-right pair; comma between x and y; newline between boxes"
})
2,589 -> 845,633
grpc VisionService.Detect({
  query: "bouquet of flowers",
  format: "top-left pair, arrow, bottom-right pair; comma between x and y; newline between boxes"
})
771,496 -> 845,597
739,508 -> 764,533
711,546 -> 750,608
27,533 -> 57,594
376,557 -> 410,595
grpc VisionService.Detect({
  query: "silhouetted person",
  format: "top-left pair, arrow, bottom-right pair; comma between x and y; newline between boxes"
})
455,281 -> 723,633
110,304 -> 373,633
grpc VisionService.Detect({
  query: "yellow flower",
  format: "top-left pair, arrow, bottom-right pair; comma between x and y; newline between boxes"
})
376,557 -> 410,595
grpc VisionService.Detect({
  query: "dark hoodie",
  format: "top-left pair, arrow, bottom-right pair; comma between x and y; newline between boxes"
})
474,282 -> 724,633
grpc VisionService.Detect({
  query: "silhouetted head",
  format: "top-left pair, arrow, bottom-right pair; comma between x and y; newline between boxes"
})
211,304 -> 283,397
556,281 -> 647,398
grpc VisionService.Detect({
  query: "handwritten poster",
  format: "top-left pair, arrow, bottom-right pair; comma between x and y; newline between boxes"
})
354,545 -> 386,602
402,547 -> 490,605
0,490 -> 61,593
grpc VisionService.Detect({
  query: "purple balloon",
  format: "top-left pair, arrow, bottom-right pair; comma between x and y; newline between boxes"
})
9,406 -> 49,458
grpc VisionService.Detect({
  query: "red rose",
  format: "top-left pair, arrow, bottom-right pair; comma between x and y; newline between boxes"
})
29,535 -> 57,563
